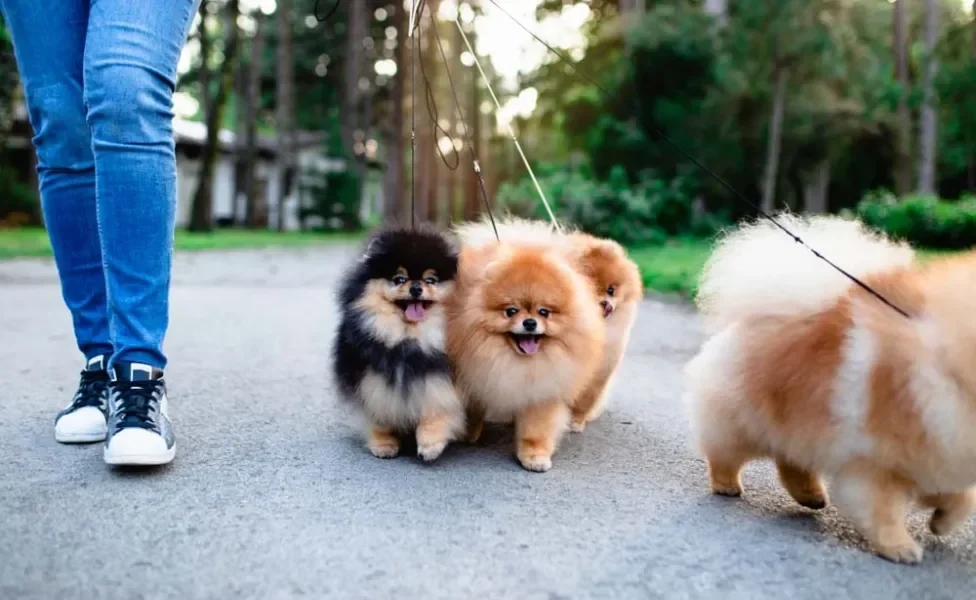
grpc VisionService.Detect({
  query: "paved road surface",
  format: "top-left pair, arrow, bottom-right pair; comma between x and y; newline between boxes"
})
2,245 -> 974,599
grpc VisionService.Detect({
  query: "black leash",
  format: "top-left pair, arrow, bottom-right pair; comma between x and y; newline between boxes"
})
482,0 -> 910,319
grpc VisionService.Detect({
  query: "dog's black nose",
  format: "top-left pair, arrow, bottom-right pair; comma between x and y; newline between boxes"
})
409,283 -> 423,298
522,318 -> 537,332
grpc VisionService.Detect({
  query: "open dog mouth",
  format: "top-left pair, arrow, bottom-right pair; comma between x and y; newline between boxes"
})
509,333 -> 543,355
394,300 -> 434,322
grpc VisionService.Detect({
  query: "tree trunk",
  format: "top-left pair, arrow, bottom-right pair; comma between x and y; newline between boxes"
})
803,158 -> 830,214
463,21 -> 483,222
893,0 -> 912,197
276,0 -> 296,232
232,22 -> 250,224
342,0 -> 365,159
359,60 -> 374,226
197,1 -> 213,122
917,0 -> 939,195
422,0 -> 440,225
761,67 -> 788,214
189,0 -> 240,233
382,0 -> 407,221
244,11 -> 266,228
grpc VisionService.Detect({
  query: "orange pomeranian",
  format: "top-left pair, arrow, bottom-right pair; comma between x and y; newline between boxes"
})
454,216 -> 642,432
445,237 -> 605,472
686,213 -> 976,564
563,231 -> 642,432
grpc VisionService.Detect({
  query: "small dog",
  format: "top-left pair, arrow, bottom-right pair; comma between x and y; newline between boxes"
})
685,213 -> 976,564
331,224 -> 464,462
446,233 -> 605,472
563,231 -> 642,431
453,216 -> 642,432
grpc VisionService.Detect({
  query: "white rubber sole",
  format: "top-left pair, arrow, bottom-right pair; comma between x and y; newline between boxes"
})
55,430 -> 107,444
103,444 -> 176,466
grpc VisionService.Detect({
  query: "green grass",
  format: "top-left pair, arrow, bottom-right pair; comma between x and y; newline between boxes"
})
628,237 -> 958,300
0,227 -> 363,260
628,237 -> 712,299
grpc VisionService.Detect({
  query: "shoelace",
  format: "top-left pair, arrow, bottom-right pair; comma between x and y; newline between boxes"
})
71,370 -> 109,410
111,379 -> 164,433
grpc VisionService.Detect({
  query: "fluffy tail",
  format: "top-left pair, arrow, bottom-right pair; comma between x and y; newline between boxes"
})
452,214 -> 571,249
696,213 -> 915,333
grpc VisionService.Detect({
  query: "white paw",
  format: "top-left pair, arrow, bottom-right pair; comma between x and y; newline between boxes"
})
417,441 -> 447,462
569,420 -> 586,433
518,454 -> 552,472
369,443 -> 400,459
878,541 -> 924,565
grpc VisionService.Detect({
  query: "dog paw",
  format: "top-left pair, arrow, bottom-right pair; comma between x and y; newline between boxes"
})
569,419 -> 587,433
368,442 -> 400,459
792,489 -> 828,510
710,482 -> 743,497
930,508 -> 966,536
876,540 -> 924,565
418,441 -> 447,462
518,453 -> 553,472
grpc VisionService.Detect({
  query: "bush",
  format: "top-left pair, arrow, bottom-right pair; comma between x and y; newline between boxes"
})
495,165 -> 724,245
300,167 -> 362,232
855,190 -> 976,249
0,165 -> 40,227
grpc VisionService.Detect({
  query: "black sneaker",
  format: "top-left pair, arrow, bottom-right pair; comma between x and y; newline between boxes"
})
103,362 -> 175,466
54,355 -> 110,443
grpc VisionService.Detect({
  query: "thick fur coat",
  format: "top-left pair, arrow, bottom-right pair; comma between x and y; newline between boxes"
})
686,213 -> 976,564
332,224 -> 465,462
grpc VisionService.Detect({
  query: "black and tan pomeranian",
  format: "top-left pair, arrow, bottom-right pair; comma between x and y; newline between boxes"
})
331,224 -> 465,462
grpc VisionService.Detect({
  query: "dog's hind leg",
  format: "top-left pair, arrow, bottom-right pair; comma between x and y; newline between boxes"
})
921,487 -> 976,536
776,459 -> 828,509
569,374 -> 611,433
833,464 -> 922,564
464,403 -> 485,443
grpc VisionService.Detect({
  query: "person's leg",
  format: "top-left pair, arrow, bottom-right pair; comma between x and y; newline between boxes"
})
0,0 -> 113,443
84,0 -> 197,371
83,0 -> 199,465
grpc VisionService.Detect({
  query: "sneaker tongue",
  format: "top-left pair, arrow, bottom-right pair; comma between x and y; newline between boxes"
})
518,336 -> 540,355
85,355 -> 107,372
111,362 -> 160,382
404,301 -> 426,322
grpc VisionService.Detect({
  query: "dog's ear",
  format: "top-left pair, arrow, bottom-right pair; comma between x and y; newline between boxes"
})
361,235 -> 383,261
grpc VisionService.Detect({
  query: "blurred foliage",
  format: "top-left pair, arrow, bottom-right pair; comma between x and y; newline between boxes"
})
497,163 -> 724,245
300,164 -> 363,231
518,0 -> 976,233
857,190 -> 976,249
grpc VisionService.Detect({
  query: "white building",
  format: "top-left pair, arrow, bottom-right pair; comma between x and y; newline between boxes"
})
172,118 -> 340,231
6,108 -> 383,231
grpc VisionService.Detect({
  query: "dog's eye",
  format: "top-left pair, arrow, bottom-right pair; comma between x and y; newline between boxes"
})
425,277 -> 438,285
505,307 -> 518,318
538,308 -> 551,318
607,285 -> 615,297
393,275 -> 408,285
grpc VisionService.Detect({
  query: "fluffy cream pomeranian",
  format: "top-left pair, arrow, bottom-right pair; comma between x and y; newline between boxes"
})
685,213 -> 976,564
445,228 -> 605,472
454,216 -> 642,432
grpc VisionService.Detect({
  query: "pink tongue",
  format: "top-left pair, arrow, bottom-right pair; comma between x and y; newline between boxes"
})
518,336 -> 540,355
404,302 -> 426,322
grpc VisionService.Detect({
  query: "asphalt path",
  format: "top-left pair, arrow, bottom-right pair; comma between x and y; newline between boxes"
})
2,245 -> 974,599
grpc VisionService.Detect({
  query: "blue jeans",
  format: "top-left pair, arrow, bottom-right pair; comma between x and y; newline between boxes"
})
1,0 -> 199,371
